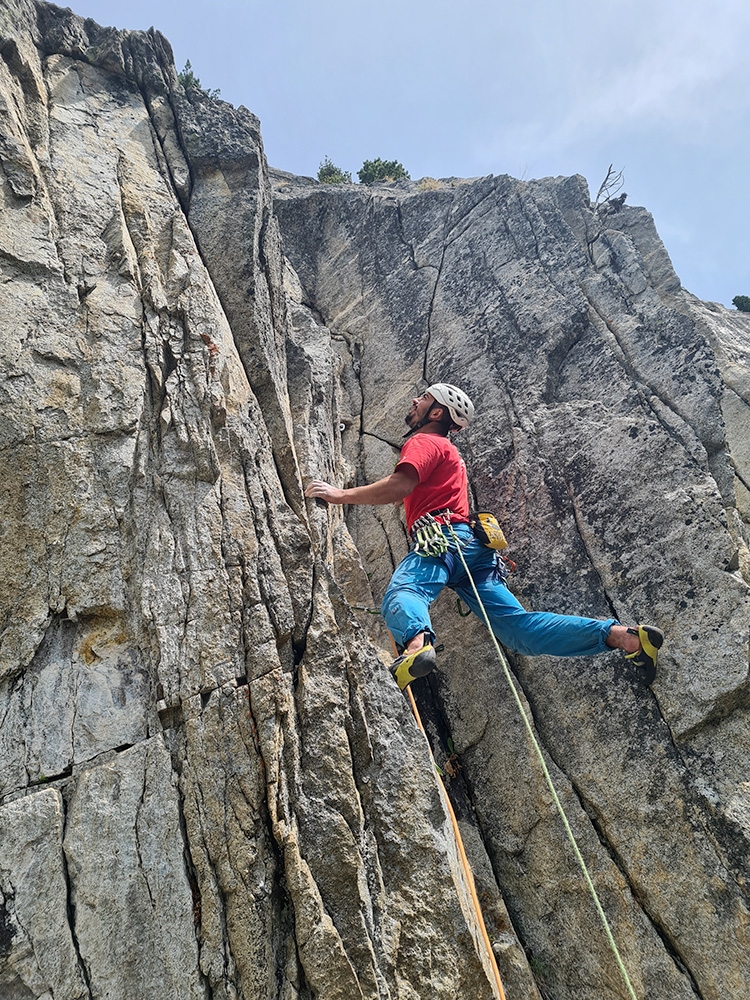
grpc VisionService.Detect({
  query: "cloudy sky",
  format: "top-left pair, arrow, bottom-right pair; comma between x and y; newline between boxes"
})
70,0 -> 749,308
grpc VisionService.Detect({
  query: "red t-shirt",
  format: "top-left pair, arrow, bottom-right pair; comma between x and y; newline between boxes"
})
396,433 -> 469,531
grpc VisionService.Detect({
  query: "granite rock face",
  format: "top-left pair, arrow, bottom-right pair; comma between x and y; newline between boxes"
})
273,172 -> 750,1000
0,2 -> 749,1000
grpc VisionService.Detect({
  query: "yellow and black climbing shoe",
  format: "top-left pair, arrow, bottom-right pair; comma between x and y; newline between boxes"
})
625,625 -> 664,685
389,643 -> 437,691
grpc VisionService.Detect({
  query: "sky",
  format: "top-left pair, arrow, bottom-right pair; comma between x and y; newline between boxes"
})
68,0 -> 750,308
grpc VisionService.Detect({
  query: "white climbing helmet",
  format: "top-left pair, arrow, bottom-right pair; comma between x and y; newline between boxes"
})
426,383 -> 474,429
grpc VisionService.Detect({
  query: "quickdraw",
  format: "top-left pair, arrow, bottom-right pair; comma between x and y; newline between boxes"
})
411,512 -> 449,557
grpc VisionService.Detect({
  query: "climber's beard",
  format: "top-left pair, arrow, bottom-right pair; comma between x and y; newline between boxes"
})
405,394 -> 432,429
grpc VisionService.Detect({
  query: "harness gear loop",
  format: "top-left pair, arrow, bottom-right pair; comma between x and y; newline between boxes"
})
444,520 -> 640,1000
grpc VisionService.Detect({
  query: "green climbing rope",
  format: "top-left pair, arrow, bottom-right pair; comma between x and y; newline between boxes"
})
445,522 -> 639,1000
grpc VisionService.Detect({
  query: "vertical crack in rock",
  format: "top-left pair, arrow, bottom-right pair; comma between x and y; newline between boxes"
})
424,242 -> 447,382
516,187 -> 574,304
272,167 -> 750,994
134,765 -> 157,911
121,35 -> 193,217
60,791 -> 95,999
169,745 -> 223,1000
0,888 -> 16,971
564,750 -> 712,1000
441,178 -> 499,247
564,479 -> 633,625
335,702 -> 389,978
395,200 -> 431,274
360,426 -> 406,571
518,636 -> 750,999
411,672 -> 540,998
117,28 -> 310,546
734,466 -> 750,496
345,318 -> 406,575
586,296 -> 718,468
422,182 -> 498,382
486,662 -> 700,996
192,775 -> 237,990
573,784 -> 706,998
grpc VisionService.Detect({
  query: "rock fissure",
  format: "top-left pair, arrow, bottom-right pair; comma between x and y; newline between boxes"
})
517,190 -> 578,306
564,478 -> 629,623
688,792 -> 750,901
191,776 -> 237,984
134,765 -> 157,911
27,765 -> 72,790
169,757 -> 221,998
299,296 -> 330,329
423,243 -> 446,382
59,793 -> 95,999
372,506 -> 403,576
158,74 -> 196,210
2,888 -> 37,981
361,429 -> 403,450
416,674 -> 527,949
440,179 -> 498,247
394,201 -> 431,273
126,39 -> 191,217
519,724 -> 681,997
589,298 -> 717,471
734,466 -> 750,497
68,647 -> 80,767
572,781 -> 706,997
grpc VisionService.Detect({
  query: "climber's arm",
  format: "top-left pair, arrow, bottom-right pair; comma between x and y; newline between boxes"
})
304,466 -> 418,506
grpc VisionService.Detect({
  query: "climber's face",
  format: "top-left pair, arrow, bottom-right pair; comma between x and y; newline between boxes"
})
405,391 -> 436,428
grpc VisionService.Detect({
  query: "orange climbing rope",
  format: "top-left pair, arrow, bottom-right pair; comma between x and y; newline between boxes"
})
389,634 -> 507,1000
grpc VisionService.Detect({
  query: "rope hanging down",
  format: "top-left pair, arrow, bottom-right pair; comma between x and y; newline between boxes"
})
386,632 -> 507,1000
444,521 -> 639,1000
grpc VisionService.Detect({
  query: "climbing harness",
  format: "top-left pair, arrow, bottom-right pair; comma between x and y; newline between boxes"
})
443,520 -> 640,1000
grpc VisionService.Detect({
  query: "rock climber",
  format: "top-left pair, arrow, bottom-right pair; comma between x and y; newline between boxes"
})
304,383 -> 663,690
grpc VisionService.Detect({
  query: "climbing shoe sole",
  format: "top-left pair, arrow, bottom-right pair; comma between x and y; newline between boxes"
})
390,644 -> 437,691
625,625 -> 664,686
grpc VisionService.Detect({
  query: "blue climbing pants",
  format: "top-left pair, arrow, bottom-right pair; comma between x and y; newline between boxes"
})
382,524 -> 615,656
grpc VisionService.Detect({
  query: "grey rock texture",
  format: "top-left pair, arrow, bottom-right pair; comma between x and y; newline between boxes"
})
272,171 -> 750,1000
0,3 -> 501,999
0,2 -> 748,1000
